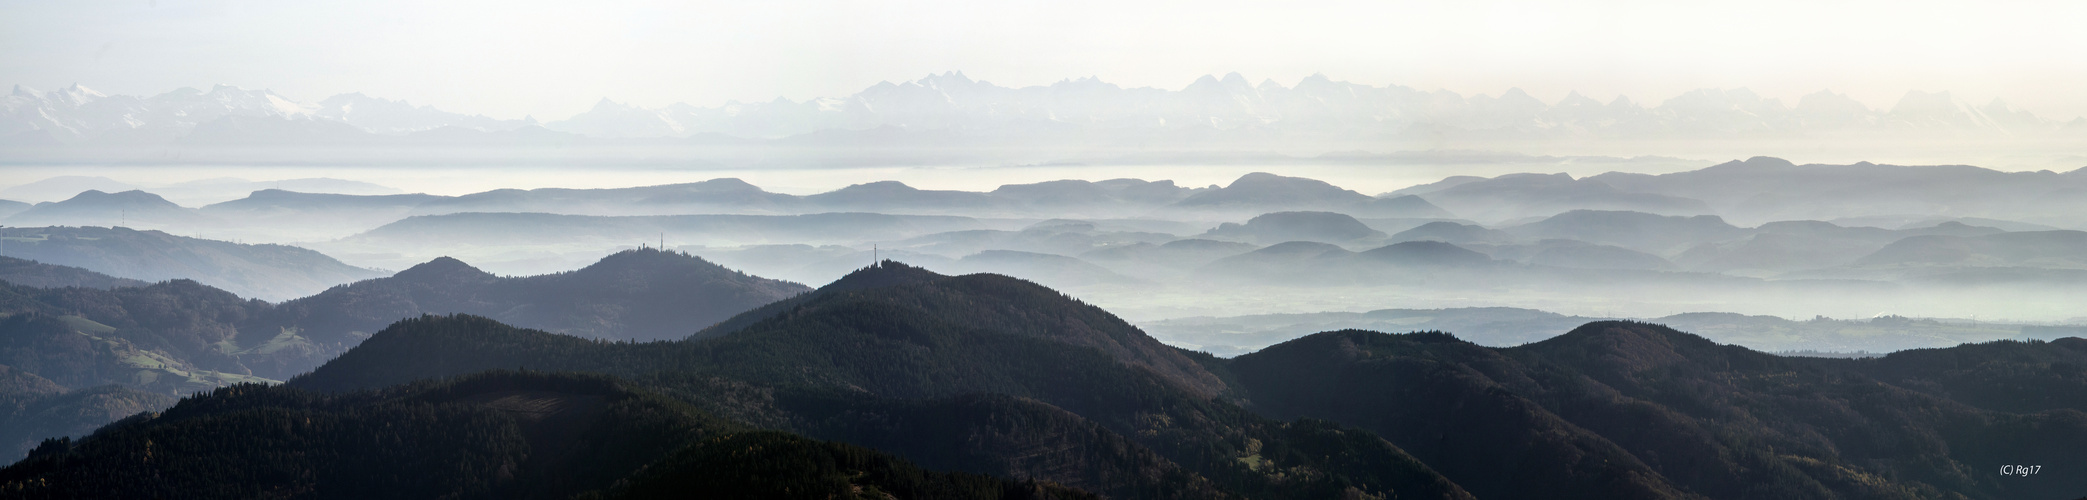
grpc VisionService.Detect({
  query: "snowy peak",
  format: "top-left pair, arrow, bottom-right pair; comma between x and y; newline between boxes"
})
1888,90 -> 1994,129
0,83 -> 533,141
7,76 -> 2085,143
53,83 -> 106,106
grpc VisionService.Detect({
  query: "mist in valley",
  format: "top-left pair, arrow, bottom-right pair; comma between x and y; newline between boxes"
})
4,155 -> 2083,355
7,2 -> 2087,497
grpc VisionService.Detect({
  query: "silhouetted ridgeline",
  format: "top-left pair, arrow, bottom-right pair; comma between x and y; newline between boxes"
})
0,256 -> 147,290
1228,322 -> 2087,499
5,259 -> 2085,498
284,263 -> 1473,499
0,226 -> 381,301
294,265 -> 2087,498
0,248 -> 802,385
0,249 -> 804,460
254,247 -> 810,346
0,371 -> 1096,499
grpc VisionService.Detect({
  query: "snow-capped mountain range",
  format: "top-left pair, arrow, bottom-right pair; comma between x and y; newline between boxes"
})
5,73 -> 2083,145
1,84 -> 536,143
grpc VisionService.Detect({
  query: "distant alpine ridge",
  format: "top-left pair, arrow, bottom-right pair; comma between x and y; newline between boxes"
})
5,73 -> 2081,144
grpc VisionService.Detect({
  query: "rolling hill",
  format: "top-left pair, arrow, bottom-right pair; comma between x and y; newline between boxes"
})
0,371 -> 1098,499
1,190 -> 208,230
5,258 -> 2083,498
1199,211 -> 1386,245
0,249 -> 808,460
1504,210 -> 1749,256
1388,172 -> 1714,223
1224,322 -> 2087,500
0,225 -> 381,301
0,256 -> 147,289
284,264 -> 1474,499
252,248 -> 810,349
1171,172 -> 1454,218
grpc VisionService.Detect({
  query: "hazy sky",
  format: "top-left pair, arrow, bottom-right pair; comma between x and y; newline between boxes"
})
5,0 -> 2084,121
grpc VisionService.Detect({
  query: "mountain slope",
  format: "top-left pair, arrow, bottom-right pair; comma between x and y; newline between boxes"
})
1505,210 -> 1749,256
254,248 -> 809,348
0,281 -> 276,391
1172,173 -> 1453,218
286,265 -> 1473,499
1200,211 -> 1386,245
0,250 -> 807,461
1856,230 -> 2087,268
0,226 -> 381,301
0,371 -> 1092,499
338,212 -> 988,250
0,365 -> 173,462
1389,172 -> 1713,223
1590,157 -> 2087,227
668,262 -> 1211,393
1,190 -> 207,230
0,256 -> 147,289
1225,322 -> 2087,500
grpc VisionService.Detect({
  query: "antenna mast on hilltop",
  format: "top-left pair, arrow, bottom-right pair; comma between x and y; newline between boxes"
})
873,244 -> 879,268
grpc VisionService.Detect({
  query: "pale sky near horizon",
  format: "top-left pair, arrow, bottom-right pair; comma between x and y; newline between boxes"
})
3,0 -> 2084,121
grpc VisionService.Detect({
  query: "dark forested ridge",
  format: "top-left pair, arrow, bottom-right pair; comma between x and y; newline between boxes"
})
5,259 -> 2084,498
0,371 -> 1093,500
0,249 -> 802,460
0,248 -> 803,386
0,365 -> 173,462
1228,322 -> 2087,500
0,257 -> 147,290
0,280 -> 276,392
689,260 -> 1223,396
281,261 -> 2087,499
284,263 -> 1474,499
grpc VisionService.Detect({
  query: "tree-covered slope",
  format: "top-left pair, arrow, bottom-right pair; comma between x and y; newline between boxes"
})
582,430 -> 1097,500
1227,322 -> 2087,500
0,250 -> 803,462
0,371 -> 1087,500
285,264 -> 1473,500
694,261 -> 1222,396
0,249 -> 804,387
0,257 -> 147,290
0,365 -> 173,461
0,284 -> 276,393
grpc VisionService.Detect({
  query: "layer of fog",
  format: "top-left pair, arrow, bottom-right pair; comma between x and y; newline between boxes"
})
4,156 -> 2084,357
0,157 -> 1712,205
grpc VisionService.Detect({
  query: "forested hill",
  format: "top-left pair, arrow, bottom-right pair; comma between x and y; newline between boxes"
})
0,249 -> 805,460
691,260 -> 1226,396
0,249 -> 804,386
0,371 -> 1097,500
288,305 -> 2087,497
0,256 -> 146,290
0,366 -> 172,465
12,257 -> 2087,498
286,305 -> 1471,498
1226,321 -> 2087,500
0,279 -> 276,394
253,248 -> 809,346
0,226 -> 381,301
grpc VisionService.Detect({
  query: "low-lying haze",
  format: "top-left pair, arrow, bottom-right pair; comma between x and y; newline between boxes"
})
9,1 -> 2087,122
